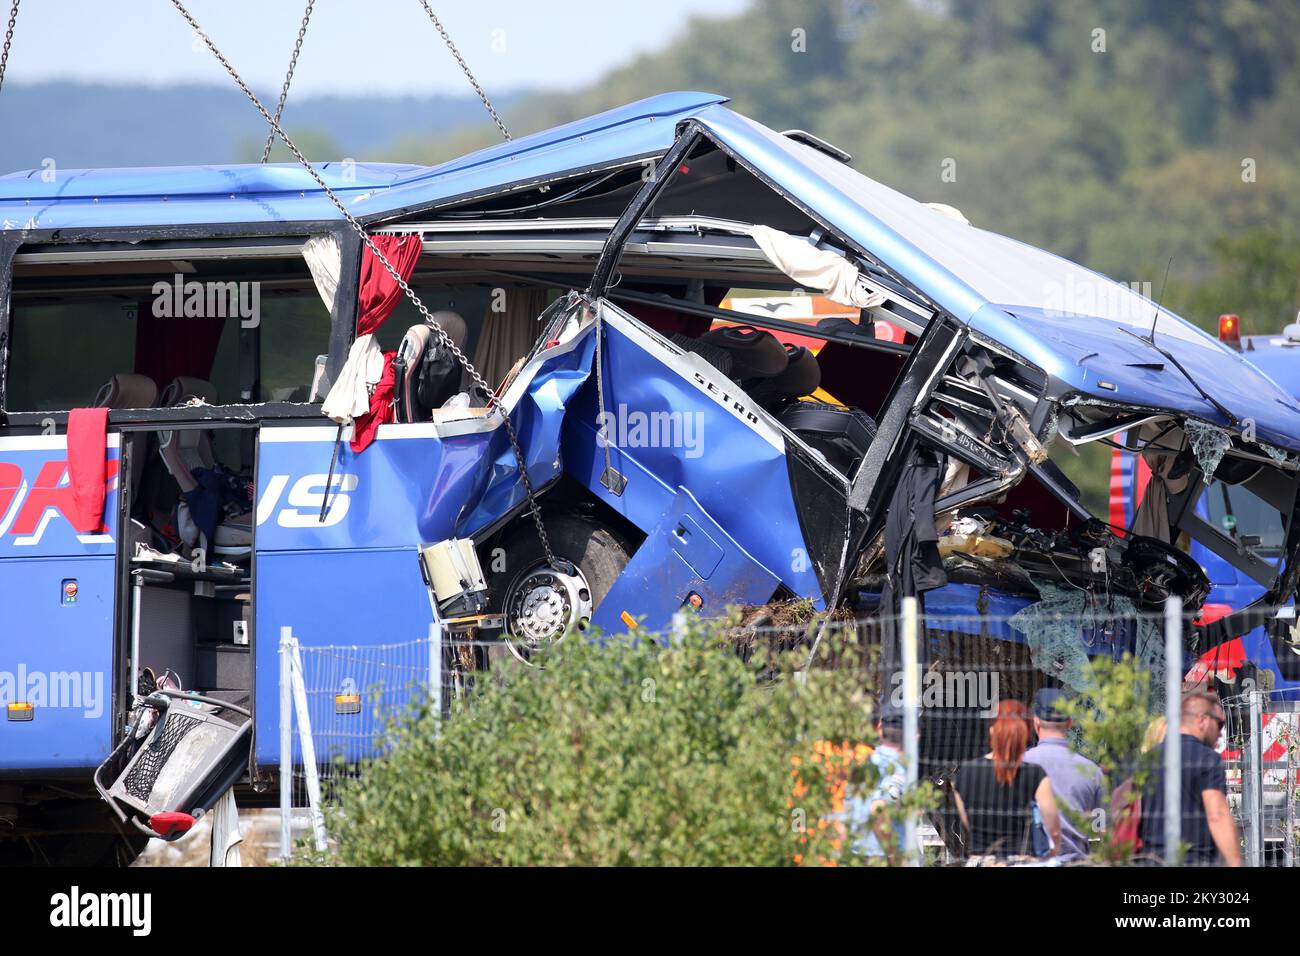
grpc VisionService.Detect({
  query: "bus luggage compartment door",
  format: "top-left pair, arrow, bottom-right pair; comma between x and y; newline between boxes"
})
0,434 -> 118,771
252,422 -> 488,767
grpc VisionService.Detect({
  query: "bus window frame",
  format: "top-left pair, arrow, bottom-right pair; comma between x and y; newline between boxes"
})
0,221 -> 360,423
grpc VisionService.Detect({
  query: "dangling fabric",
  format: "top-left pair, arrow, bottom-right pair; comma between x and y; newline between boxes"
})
880,446 -> 948,616
878,447 -> 948,680
350,349 -> 396,454
356,235 -> 422,337
302,234 -> 342,313
1132,427 -> 1190,542
67,406 -> 110,533
321,234 -> 422,442
750,225 -> 888,310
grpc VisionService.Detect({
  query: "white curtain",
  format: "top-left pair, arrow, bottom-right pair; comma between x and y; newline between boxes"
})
473,288 -> 550,387
750,225 -> 887,310
302,234 -> 342,312
303,234 -> 381,426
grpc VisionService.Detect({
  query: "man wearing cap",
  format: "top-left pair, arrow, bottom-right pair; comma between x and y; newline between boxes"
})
843,711 -> 908,863
1023,688 -> 1103,861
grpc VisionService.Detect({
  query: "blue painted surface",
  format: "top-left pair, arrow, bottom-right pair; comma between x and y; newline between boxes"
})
0,556 -> 115,769
590,486 -> 782,634
887,582 -> 1143,665
561,307 -> 825,608
0,92 -> 727,230
688,104 -> 1300,452
0,439 -> 119,769
254,547 -> 434,766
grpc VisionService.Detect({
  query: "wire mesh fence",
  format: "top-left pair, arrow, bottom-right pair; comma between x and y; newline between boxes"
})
279,624 -> 443,859
273,601 -> 1300,867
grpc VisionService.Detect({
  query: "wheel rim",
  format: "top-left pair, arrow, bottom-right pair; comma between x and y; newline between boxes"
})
502,561 -> 593,663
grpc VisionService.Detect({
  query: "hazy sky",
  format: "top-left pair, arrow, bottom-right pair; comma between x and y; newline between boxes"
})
3,0 -> 751,97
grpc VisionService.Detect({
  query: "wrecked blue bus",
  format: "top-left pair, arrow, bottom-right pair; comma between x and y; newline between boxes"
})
4,92 -> 1300,862
1110,314 -> 1300,696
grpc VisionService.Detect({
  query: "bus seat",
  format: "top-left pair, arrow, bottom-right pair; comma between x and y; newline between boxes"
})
159,378 -> 218,495
160,376 -> 218,408
93,372 -> 158,410
91,374 -> 158,500
212,511 -> 253,558
393,313 -> 468,423
393,323 -> 433,423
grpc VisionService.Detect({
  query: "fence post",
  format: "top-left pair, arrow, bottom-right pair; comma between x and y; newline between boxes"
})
289,638 -> 329,853
1163,597 -> 1182,866
428,619 -> 442,719
279,626 -> 293,861
901,596 -> 921,866
1245,690 -> 1264,867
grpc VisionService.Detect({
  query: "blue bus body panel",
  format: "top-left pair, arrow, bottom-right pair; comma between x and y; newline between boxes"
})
560,305 -> 825,623
687,105 -> 1300,452
249,314 -> 819,762
0,437 -> 118,770
0,93 -> 728,231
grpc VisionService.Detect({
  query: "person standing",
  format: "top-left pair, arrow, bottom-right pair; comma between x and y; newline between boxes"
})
1023,688 -> 1103,861
843,712 -> 908,864
952,700 -> 1060,861
1139,691 -> 1242,866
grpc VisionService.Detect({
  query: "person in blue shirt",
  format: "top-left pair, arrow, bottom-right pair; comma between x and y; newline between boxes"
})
844,711 -> 908,863
1023,688 -> 1103,861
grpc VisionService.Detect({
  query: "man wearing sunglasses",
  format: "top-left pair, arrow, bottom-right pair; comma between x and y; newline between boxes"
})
1138,692 -> 1242,866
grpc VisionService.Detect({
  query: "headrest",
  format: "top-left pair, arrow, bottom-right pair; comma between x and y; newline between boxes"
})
397,324 -> 433,365
93,373 -> 158,409
429,310 -> 468,350
751,343 -> 821,407
700,325 -> 789,379
161,376 -> 218,407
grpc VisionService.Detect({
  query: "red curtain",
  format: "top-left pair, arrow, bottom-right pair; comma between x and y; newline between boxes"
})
357,234 -> 422,337
134,302 -> 225,389
350,234 -> 422,452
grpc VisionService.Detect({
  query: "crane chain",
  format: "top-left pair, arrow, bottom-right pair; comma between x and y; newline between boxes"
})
261,0 -> 315,164
169,0 -> 560,572
0,0 -> 21,98
415,1 -> 511,141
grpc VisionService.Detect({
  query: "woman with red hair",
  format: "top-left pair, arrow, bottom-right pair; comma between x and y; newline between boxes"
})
952,700 -> 1061,860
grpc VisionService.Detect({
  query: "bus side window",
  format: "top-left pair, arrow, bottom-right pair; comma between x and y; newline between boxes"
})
6,246 -> 333,413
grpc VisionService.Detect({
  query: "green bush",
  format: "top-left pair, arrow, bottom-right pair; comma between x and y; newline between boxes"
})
306,619 -> 897,866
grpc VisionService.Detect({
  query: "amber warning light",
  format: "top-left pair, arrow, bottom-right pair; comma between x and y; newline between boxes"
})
1219,314 -> 1241,348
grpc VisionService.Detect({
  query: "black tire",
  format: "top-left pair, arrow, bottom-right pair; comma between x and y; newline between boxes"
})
485,513 -> 633,647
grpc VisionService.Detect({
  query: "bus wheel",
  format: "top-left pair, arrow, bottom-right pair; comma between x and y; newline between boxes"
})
487,514 -> 632,664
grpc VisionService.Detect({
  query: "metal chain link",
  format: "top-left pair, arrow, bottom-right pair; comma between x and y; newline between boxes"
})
261,0 -> 315,164
169,0 -> 559,570
415,0 -> 511,141
0,0 -> 21,99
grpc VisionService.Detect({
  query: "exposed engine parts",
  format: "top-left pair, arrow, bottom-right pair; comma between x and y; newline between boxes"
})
935,512 -> 1210,612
